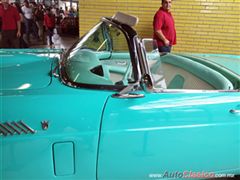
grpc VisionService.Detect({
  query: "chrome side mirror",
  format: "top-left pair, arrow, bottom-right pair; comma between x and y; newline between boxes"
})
112,82 -> 144,99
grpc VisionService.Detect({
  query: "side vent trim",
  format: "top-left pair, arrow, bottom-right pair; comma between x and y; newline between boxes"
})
0,121 -> 36,137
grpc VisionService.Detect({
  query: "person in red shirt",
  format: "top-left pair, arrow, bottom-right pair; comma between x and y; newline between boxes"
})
153,0 -> 176,53
44,8 -> 55,48
0,0 -> 21,48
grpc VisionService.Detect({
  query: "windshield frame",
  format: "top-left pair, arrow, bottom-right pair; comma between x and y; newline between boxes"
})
59,17 -> 140,91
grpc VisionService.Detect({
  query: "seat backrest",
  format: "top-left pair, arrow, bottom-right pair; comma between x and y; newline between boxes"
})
167,74 -> 185,89
161,63 -> 215,89
160,54 -> 234,90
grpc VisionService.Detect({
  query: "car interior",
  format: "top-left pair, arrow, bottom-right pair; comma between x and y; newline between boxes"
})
66,49 -> 234,90
153,54 -> 234,90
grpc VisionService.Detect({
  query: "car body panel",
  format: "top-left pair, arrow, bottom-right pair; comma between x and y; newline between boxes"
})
1,75 -> 113,179
98,92 -> 240,179
0,53 -> 53,90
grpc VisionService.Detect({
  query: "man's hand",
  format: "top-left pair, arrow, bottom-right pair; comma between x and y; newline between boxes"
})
164,39 -> 170,46
17,30 -> 21,38
16,21 -> 21,38
156,30 -> 170,46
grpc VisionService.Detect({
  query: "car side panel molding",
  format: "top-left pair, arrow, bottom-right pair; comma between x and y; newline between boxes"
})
0,121 -> 36,136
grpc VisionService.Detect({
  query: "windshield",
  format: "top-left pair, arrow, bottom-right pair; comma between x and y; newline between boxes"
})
62,22 -> 134,88
142,39 -> 167,89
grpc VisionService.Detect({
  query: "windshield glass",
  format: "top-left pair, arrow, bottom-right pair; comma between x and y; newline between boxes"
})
62,22 -> 134,87
142,39 -> 167,89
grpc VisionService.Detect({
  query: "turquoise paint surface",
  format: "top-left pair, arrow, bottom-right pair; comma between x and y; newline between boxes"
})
188,54 -> 240,75
98,92 -> 240,179
0,53 -> 53,90
53,142 -> 75,176
0,73 -> 113,179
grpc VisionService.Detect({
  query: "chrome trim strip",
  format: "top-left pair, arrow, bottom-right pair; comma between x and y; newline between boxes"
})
112,92 -> 144,99
153,89 -> 240,93
0,123 -> 13,135
0,121 -> 36,136
6,122 -> 21,134
230,109 -> 240,114
19,121 -> 36,134
12,121 -> 28,133
0,128 -> 7,136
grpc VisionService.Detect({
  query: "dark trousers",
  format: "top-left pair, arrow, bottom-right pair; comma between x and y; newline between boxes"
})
158,46 -> 172,53
24,18 -> 39,43
1,30 -> 19,48
47,27 -> 54,45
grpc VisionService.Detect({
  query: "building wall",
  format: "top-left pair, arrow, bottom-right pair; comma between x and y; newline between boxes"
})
79,0 -> 240,55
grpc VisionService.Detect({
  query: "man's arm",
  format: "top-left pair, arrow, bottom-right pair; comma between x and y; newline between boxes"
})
155,29 -> 169,46
0,5 -> 3,17
16,20 -> 21,37
14,7 -> 21,38
153,12 -> 170,46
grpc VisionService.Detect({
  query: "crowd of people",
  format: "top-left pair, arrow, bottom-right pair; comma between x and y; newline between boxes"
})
0,0 -> 78,48
1,0 -> 175,53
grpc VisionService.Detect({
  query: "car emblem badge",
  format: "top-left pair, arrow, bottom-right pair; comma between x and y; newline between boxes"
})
41,121 -> 49,130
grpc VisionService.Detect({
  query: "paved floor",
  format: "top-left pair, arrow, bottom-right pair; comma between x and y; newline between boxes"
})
30,35 -> 79,50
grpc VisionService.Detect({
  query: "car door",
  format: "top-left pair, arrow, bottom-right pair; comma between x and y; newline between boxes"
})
98,91 -> 240,179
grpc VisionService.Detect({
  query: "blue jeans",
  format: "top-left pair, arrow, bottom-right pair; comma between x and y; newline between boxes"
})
158,46 -> 172,53
24,18 -> 39,42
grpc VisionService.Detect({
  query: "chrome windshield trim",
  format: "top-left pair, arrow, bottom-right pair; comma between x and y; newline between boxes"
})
152,88 -> 240,93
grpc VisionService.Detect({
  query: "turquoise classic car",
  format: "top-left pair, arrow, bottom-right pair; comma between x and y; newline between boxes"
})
1,12 -> 240,179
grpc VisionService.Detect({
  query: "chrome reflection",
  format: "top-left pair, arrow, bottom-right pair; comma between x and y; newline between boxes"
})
130,95 -> 240,110
17,83 -> 32,90
0,121 -> 36,137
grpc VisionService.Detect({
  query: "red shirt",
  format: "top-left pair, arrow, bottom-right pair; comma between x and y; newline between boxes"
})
44,14 -> 55,28
0,4 -> 20,30
153,7 -> 176,47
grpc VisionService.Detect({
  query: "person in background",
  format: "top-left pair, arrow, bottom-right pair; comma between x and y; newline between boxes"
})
55,8 -> 62,34
21,0 -> 38,44
13,2 -> 28,48
59,7 -> 64,15
0,2 -> 2,47
153,0 -> 176,53
44,8 -> 55,48
29,1 -> 39,39
34,3 -> 44,43
68,8 -> 75,18
0,0 -> 21,48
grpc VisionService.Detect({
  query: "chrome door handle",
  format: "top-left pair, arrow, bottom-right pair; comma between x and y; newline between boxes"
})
229,109 -> 240,114
112,93 -> 144,99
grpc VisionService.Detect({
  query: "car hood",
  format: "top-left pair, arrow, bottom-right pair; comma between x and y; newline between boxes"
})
0,52 -> 54,91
